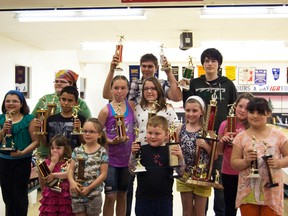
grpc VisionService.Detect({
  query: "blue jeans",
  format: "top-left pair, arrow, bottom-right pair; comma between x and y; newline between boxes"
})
135,198 -> 173,216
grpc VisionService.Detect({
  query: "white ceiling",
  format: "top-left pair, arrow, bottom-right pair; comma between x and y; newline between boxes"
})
0,0 -> 288,63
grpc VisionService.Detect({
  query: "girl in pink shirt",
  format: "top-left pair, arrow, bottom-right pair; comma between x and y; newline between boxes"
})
218,93 -> 254,216
231,97 -> 288,216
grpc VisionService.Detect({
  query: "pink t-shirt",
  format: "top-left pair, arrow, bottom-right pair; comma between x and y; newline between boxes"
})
233,127 -> 287,216
218,120 -> 246,175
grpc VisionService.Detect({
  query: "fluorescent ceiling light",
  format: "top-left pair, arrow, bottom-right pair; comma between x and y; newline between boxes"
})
200,40 -> 287,48
81,41 -> 161,50
15,9 -> 146,22
201,6 -> 288,19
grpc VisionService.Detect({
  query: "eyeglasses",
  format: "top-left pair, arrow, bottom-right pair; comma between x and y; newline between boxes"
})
5,100 -> 21,104
83,130 -> 98,135
144,87 -> 156,92
53,80 -> 69,84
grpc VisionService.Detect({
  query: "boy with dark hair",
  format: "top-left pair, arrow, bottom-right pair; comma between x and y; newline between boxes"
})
182,48 -> 238,216
36,86 -> 86,190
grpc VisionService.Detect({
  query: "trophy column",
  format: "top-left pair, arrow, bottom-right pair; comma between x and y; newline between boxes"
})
179,56 -> 194,90
114,35 -> 124,72
75,144 -> 87,182
159,44 -> 172,71
114,102 -> 129,143
248,136 -> 260,178
227,103 -> 236,145
133,127 -> 146,173
262,141 -> 279,188
188,92 -> 223,189
0,110 -> 16,152
34,109 -> 48,135
71,105 -> 83,135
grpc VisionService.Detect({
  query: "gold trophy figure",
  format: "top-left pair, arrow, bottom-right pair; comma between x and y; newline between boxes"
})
147,100 -> 159,120
179,56 -> 194,90
188,92 -> 223,189
159,44 -> 172,71
133,127 -> 146,173
114,35 -> 125,72
262,142 -> 279,188
35,152 -> 61,192
71,105 -> 83,135
114,102 -> 129,143
34,97 -> 48,135
168,122 -> 181,178
248,136 -> 260,178
75,144 -> 87,182
46,94 -> 58,116
227,103 -> 236,145
0,110 -> 16,152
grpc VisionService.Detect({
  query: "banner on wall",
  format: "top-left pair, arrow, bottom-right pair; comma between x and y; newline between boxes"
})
197,65 -> 205,77
129,65 -> 140,82
225,66 -> 236,81
255,69 -> 267,86
238,67 -> 255,85
272,68 -> 280,81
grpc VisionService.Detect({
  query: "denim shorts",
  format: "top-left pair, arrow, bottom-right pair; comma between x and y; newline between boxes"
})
104,165 -> 131,193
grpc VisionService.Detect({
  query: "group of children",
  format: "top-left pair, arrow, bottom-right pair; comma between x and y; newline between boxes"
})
1,50 -> 288,216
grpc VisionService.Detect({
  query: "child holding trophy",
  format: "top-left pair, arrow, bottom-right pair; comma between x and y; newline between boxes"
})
175,96 -> 211,216
68,118 -> 108,216
134,77 -> 178,145
39,134 -> 74,215
218,93 -> 254,216
231,97 -> 288,216
129,116 -> 184,216
0,90 -> 39,216
98,75 -> 135,216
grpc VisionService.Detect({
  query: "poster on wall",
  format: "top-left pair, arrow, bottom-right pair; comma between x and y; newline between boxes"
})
272,68 -> 280,81
15,66 -> 28,94
238,67 -> 255,85
225,66 -> 236,81
172,66 -> 179,81
197,65 -> 205,77
254,69 -> 267,86
129,65 -> 140,82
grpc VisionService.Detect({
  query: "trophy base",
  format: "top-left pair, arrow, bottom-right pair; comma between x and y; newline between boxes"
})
47,178 -> 59,188
114,67 -> 123,72
134,166 -> 147,173
71,131 -> 83,136
51,186 -> 62,193
186,179 -> 224,189
0,146 -> 16,152
76,178 -> 86,183
34,131 -> 48,135
265,182 -> 279,188
247,173 -> 260,178
115,136 -> 129,143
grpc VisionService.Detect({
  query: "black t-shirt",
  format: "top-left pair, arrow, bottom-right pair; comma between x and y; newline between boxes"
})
136,144 -> 174,200
46,113 -> 86,150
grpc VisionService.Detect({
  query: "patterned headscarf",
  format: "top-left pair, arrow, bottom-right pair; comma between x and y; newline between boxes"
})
55,70 -> 79,86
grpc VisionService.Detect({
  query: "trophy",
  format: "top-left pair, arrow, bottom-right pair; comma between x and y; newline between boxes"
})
133,127 -> 146,173
179,56 -> 194,90
147,100 -> 159,119
35,153 -> 61,192
188,92 -> 223,189
168,122 -> 181,178
0,110 -> 16,152
248,136 -> 260,178
114,35 -> 124,72
262,141 -> 279,188
227,103 -> 236,145
34,108 -> 48,135
75,144 -> 87,182
71,105 -> 83,135
47,94 -> 58,116
159,44 -> 171,71
114,102 -> 129,143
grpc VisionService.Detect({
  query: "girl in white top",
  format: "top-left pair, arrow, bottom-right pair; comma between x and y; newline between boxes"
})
134,77 -> 178,145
